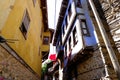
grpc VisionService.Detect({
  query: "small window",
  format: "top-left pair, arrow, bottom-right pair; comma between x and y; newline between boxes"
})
43,36 -> 49,45
32,0 -> 36,6
81,20 -> 90,36
20,10 -> 30,39
76,0 -> 82,8
73,27 -> 78,46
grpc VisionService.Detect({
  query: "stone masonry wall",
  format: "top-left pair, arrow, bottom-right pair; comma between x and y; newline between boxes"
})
99,0 -> 120,52
76,50 -> 104,80
71,0 -> 120,80
0,45 -> 39,80
76,49 -> 117,80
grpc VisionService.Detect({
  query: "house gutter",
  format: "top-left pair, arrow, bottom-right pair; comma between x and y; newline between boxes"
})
88,0 -> 120,79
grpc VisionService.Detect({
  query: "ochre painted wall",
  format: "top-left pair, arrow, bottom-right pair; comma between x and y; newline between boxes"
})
0,0 -> 15,30
0,0 -> 43,76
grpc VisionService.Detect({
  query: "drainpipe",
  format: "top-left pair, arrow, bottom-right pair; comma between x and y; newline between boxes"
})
88,0 -> 120,79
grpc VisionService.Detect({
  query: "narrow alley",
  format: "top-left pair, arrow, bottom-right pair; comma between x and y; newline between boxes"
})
0,0 -> 120,80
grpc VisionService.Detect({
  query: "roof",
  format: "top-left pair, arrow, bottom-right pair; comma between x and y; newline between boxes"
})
41,0 -> 48,31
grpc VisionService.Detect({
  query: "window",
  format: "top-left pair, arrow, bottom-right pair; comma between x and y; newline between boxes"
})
32,0 -> 36,6
68,5 -> 72,20
43,36 -> 49,45
81,20 -> 90,36
76,0 -> 82,8
20,10 -> 30,39
73,27 -> 78,46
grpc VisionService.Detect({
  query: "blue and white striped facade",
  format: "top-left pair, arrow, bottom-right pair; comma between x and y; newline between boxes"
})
55,0 -> 97,65
53,0 -> 98,75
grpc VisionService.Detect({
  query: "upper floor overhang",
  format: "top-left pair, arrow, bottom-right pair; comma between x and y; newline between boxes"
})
52,0 -> 69,46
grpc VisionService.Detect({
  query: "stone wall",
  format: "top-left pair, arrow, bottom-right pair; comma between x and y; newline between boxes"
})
99,0 -> 120,52
76,49 -> 117,80
0,45 -> 39,80
76,50 -> 104,80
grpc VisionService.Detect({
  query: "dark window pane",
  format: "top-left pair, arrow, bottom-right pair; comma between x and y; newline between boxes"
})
43,36 -> 49,45
20,10 -> 30,39
73,27 -> 78,46
81,20 -> 90,36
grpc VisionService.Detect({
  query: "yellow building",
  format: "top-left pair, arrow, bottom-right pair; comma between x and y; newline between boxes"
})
0,0 -> 51,79
40,0 -> 53,62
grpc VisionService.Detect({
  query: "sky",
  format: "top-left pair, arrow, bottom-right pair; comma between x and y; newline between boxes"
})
47,0 -> 55,30
47,0 -> 62,30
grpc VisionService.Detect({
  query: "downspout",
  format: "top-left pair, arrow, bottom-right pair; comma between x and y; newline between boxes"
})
88,0 -> 120,79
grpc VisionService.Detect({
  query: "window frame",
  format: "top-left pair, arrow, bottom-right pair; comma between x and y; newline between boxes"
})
43,36 -> 49,45
20,10 -> 30,40
81,20 -> 90,36
73,27 -> 78,46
